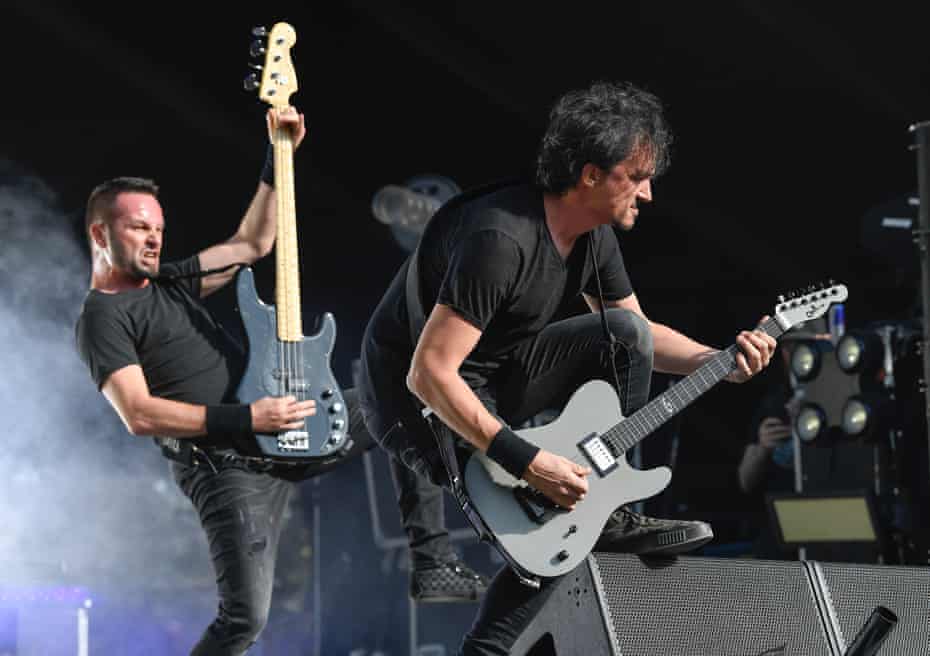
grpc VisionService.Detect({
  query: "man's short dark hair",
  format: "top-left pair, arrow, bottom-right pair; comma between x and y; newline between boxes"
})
535,81 -> 672,194
85,176 -> 160,236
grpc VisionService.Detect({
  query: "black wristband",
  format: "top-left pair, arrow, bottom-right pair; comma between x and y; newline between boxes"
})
260,144 -> 274,187
205,404 -> 253,438
485,426 -> 539,480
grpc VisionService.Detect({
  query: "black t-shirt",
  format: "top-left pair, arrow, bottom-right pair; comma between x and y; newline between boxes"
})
75,256 -> 245,436
360,182 -> 633,427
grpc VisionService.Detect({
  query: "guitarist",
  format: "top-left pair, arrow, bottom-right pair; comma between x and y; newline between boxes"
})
74,106 -> 483,655
357,81 -> 777,654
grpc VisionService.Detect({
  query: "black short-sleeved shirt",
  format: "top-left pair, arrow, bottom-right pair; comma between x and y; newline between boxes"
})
75,256 -> 245,432
360,182 -> 633,426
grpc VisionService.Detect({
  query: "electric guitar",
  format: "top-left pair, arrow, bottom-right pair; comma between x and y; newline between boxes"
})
461,284 -> 848,580
235,23 -> 349,460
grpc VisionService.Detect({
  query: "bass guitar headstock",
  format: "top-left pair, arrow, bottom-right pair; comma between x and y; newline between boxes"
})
243,23 -> 298,108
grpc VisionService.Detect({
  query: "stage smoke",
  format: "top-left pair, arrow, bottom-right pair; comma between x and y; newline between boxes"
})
0,161 -> 212,604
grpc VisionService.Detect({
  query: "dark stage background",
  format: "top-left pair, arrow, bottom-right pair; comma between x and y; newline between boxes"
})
1,1 -> 929,654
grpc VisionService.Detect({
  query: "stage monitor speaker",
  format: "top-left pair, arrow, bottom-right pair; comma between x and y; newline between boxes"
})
817,561 -> 929,654
510,553 -> 930,655
592,553 -> 930,656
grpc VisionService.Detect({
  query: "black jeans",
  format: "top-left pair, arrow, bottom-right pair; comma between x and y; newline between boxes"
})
171,386 -> 452,654
172,460 -> 293,656
362,308 -> 654,655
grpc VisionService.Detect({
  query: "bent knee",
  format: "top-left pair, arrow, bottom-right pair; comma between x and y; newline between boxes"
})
604,308 -> 653,359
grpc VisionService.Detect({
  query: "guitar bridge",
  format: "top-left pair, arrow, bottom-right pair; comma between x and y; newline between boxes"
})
578,433 -> 618,477
277,430 -> 310,452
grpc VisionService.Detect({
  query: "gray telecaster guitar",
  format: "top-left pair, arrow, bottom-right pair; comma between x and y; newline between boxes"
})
463,284 -> 848,579
236,23 -> 349,460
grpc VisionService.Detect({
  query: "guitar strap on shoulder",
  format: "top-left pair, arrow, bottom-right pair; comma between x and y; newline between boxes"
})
588,234 -> 626,414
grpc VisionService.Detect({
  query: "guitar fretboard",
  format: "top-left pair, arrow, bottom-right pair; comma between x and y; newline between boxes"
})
602,316 -> 784,455
273,128 -> 302,342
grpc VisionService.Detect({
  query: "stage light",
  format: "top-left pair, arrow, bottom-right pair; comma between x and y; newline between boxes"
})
836,334 -> 863,372
370,174 -> 461,253
790,342 -> 821,381
841,397 -> 870,436
835,332 -> 882,374
795,404 -> 827,442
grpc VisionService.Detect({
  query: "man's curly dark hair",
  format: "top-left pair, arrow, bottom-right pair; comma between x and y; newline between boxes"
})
535,81 -> 672,194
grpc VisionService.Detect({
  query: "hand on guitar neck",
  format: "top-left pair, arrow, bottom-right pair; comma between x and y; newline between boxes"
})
265,105 -> 306,150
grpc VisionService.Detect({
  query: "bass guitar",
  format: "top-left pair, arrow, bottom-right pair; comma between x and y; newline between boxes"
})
236,22 -> 349,460
461,283 -> 848,580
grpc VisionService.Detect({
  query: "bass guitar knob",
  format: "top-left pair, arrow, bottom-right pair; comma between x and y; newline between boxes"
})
321,388 -> 335,399
332,419 -> 345,431
329,402 -> 344,414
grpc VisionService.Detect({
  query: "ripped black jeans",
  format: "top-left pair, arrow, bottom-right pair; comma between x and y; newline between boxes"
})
172,460 -> 293,656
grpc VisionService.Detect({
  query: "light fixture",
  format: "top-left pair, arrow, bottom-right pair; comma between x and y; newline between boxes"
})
790,342 -> 821,381
841,397 -> 871,436
835,334 -> 863,372
795,403 -> 827,442
370,174 -> 461,254
835,331 -> 881,374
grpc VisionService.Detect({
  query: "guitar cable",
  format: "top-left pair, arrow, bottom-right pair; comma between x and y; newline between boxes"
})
588,236 -> 627,425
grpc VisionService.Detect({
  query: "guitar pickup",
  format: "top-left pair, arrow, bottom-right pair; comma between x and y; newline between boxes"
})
578,433 -> 618,477
513,485 -> 565,525
277,430 -> 310,451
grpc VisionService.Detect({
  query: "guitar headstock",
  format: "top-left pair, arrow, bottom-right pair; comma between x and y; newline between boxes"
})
243,23 -> 298,108
773,282 -> 848,332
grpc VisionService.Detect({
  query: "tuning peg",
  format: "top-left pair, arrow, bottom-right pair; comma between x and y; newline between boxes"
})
243,72 -> 261,91
248,63 -> 263,71
251,26 -> 268,37
250,40 -> 266,59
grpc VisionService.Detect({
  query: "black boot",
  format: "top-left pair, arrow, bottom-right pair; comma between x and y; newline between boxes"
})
594,505 -> 713,556
410,557 -> 490,603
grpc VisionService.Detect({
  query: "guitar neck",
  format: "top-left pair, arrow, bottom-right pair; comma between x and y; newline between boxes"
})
273,128 -> 302,341
603,317 -> 784,454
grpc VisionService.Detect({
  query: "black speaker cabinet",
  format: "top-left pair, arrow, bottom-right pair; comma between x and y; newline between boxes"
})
511,553 -> 930,655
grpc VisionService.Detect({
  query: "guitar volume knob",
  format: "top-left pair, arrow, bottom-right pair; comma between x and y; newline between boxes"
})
332,419 -> 345,430
329,402 -> 344,414
321,389 -> 335,399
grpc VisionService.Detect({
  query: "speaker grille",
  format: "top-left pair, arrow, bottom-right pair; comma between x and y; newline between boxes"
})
818,561 -> 930,654
593,553 -> 830,656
